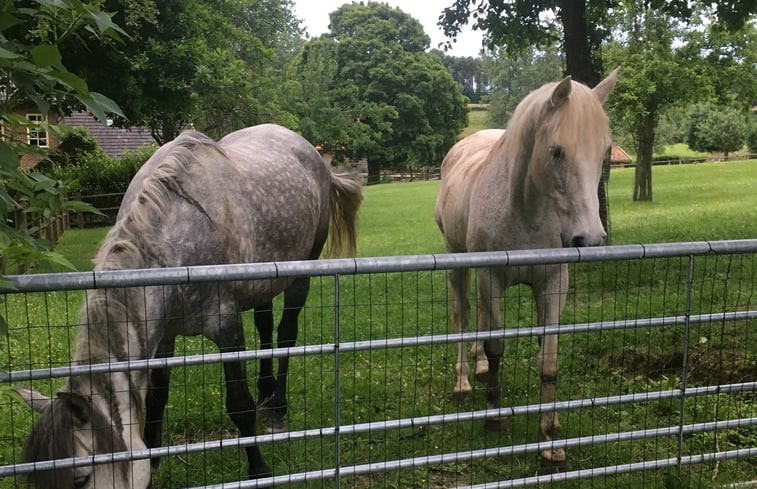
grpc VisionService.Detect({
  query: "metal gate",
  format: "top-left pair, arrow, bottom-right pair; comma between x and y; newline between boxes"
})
1,240 -> 756,488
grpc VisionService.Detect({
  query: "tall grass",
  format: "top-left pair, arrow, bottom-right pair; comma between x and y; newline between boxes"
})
1,161 -> 756,488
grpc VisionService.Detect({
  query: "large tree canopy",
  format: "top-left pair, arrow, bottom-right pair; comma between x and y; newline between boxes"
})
59,0 -> 301,143
290,3 -> 468,183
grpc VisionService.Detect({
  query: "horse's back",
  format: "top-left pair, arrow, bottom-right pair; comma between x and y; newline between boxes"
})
435,129 -> 504,252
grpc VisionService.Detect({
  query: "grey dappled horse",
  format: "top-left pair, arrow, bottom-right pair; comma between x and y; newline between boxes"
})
435,70 -> 618,470
17,124 -> 363,488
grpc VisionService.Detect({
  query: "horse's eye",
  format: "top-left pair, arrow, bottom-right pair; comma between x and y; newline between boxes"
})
73,473 -> 91,489
549,145 -> 565,161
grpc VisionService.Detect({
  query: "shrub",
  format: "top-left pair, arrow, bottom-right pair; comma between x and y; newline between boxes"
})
747,120 -> 757,156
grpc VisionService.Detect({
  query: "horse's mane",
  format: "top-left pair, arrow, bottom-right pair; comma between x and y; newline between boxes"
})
502,80 -> 611,159
95,130 -> 226,272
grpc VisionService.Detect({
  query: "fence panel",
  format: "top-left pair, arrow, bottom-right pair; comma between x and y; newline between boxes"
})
1,240 -> 755,488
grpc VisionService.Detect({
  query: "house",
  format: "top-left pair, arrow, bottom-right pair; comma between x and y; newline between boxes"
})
5,106 -> 63,168
8,109 -> 155,168
62,112 -> 154,157
611,145 -> 633,167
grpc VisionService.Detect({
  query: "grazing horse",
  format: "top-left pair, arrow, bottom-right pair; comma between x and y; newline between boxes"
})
17,124 -> 363,488
434,70 -> 618,469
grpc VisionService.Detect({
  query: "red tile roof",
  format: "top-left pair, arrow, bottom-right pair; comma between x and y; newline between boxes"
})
611,145 -> 632,163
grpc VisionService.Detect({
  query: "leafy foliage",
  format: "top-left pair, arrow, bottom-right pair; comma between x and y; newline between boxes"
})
482,45 -> 562,128
290,3 -> 468,182
0,0 -> 125,335
59,0 -> 303,143
686,103 -> 748,156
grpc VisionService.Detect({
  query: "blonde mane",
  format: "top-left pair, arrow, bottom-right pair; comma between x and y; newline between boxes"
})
501,79 -> 611,162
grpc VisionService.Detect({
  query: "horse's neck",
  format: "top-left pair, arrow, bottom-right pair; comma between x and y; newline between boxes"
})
70,287 -> 159,436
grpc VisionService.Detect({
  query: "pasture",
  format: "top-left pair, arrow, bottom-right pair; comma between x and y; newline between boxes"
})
1,160 -> 756,488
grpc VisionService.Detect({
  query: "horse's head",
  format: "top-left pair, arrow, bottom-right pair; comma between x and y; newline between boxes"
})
525,69 -> 619,248
17,387 -> 150,489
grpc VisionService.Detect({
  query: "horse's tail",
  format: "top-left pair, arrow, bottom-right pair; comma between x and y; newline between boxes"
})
325,170 -> 363,258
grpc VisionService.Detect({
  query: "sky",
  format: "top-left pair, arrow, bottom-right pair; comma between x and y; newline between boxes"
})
291,0 -> 485,58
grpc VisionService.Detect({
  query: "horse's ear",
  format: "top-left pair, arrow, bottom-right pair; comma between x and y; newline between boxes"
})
550,76 -> 573,108
15,387 -> 52,413
593,67 -> 620,105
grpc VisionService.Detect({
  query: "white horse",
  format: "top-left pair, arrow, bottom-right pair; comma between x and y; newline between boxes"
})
434,70 -> 618,470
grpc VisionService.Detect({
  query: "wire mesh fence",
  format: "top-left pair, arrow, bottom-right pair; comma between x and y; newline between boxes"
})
1,240 -> 755,488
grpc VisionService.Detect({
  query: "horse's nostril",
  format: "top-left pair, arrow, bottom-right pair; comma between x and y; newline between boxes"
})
571,236 -> 586,247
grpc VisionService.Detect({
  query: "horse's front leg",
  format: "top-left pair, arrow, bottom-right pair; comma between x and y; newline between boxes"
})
534,265 -> 568,471
478,267 -> 506,433
144,336 -> 176,469
447,268 -> 473,402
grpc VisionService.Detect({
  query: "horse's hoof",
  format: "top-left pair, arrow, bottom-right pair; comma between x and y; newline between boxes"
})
539,449 -> 566,473
265,412 -> 286,434
250,465 -> 273,479
474,360 -> 489,384
452,389 -> 471,405
484,417 -> 506,434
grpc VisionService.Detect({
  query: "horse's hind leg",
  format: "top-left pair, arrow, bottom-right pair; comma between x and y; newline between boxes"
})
218,315 -> 271,478
534,268 -> 568,471
448,268 -> 473,402
254,303 -> 275,407
265,277 -> 309,434
144,336 -> 176,469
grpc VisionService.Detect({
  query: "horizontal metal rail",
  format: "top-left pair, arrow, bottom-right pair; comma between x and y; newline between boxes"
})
189,423 -> 757,489
4,389 -> 754,478
4,239 -> 757,293
458,448 -> 757,489
4,309 -> 755,383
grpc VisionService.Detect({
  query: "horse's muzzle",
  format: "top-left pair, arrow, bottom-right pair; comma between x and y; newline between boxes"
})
562,232 -> 607,248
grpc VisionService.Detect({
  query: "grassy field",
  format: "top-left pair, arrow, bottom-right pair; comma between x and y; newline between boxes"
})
1,160 -> 756,488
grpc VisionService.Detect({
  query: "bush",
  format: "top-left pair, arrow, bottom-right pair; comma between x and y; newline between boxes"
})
44,142 -> 156,195
747,120 -> 757,156
686,103 -> 748,156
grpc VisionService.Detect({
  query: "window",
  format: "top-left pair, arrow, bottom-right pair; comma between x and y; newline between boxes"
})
26,113 -> 48,147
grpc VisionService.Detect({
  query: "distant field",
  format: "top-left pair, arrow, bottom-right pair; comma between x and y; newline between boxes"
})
460,104 -> 492,138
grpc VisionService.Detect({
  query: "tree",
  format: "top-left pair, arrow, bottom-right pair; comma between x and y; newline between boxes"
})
434,52 -> 491,103
686,103 -> 748,158
483,45 -> 563,128
604,4 -> 699,201
0,0 -> 123,332
291,3 -> 468,183
59,0 -> 301,143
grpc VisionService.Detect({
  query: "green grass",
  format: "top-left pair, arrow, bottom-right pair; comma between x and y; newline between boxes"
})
460,104 -> 491,139
654,143 -> 710,159
2,161 -> 756,488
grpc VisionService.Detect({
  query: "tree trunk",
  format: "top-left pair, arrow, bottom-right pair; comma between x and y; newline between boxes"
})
558,0 -> 601,87
633,113 -> 656,201
366,159 -> 381,185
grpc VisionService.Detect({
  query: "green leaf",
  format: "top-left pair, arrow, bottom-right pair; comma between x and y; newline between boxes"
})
90,91 -> 125,119
38,251 -> 76,271
0,13 -> 23,31
48,69 -> 88,95
64,200 -> 105,216
0,47 -> 22,60
0,141 -> 20,172
31,45 -> 63,68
